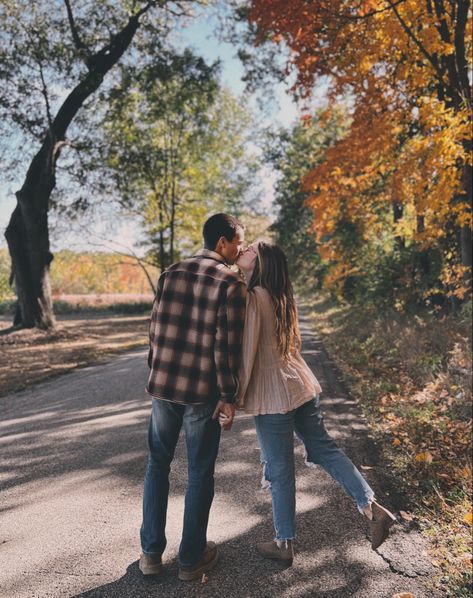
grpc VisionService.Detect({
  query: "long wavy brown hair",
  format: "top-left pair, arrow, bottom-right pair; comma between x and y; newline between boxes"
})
248,242 -> 301,359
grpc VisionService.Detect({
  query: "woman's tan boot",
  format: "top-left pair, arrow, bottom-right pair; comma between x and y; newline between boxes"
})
256,540 -> 294,564
370,501 -> 397,549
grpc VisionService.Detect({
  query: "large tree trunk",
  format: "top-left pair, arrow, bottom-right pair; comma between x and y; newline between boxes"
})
3,9 -> 148,329
5,141 -> 58,328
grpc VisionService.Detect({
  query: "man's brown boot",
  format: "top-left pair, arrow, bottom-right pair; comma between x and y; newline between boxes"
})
178,541 -> 219,581
139,553 -> 162,575
370,501 -> 397,550
257,540 -> 294,564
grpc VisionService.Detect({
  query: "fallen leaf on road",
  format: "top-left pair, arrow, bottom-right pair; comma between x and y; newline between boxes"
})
415,452 -> 433,463
202,573 -> 209,584
393,438 -> 401,446
463,512 -> 473,526
399,510 -> 414,521
392,593 -> 415,598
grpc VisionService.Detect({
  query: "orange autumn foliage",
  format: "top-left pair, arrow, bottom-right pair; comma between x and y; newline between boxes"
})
249,0 -> 472,295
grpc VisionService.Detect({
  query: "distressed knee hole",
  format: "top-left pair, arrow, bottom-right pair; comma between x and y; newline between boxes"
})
260,461 -> 271,490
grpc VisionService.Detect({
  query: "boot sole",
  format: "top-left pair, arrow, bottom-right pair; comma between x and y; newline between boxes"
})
139,563 -> 163,575
178,551 -> 219,581
256,546 -> 293,564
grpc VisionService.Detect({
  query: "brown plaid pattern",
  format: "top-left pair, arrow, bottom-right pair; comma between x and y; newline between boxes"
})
146,249 -> 247,405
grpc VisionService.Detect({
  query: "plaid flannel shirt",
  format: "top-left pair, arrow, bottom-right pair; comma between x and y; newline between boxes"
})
146,249 -> 247,405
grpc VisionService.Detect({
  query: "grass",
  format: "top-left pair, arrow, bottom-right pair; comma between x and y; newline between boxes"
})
299,292 -> 472,596
0,294 -> 154,316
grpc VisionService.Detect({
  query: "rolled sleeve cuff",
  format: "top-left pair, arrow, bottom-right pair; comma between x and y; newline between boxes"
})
219,379 -> 239,403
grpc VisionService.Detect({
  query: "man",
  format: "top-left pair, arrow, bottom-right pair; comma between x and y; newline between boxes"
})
139,213 -> 247,581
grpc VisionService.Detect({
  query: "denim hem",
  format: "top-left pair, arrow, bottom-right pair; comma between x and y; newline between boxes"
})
357,494 -> 375,513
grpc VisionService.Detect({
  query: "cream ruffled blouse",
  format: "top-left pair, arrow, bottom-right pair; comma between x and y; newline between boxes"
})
236,286 -> 322,415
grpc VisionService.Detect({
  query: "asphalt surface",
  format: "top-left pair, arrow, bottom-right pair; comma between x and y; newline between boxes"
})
0,314 -> 441,597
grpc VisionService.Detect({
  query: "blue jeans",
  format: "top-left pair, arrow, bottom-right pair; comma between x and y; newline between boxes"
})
140,399 -> 221,566
254,397 -> 374,541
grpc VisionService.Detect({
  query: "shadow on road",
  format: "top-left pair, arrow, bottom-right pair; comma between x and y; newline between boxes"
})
0,335 -> 438,597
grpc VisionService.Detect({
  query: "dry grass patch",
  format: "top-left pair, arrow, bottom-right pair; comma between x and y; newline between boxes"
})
0,314 -> 149,396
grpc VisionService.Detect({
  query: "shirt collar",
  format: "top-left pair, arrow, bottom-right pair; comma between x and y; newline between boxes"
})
195,248 -> 228,265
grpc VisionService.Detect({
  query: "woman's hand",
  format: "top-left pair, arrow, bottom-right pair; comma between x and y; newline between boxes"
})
212,400 -> 235,431
218,412 -> 233,431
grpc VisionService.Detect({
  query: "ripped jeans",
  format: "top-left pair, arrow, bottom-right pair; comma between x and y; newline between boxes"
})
254,396 -> 374,541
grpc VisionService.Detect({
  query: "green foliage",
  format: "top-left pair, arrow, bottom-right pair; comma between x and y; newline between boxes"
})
0,300 -> 15,315
267,107 -> 349,285
101,49 -> 261,267
340,243 -> 444,309
0,0 -> 221,244
0,249 -> 14,301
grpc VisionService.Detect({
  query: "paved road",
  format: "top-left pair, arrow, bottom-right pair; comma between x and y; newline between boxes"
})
0,315 -> 440,597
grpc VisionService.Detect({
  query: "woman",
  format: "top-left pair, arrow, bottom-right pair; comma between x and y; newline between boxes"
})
229,241 -> 396,564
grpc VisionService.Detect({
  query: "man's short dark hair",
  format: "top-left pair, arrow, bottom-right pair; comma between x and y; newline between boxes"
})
203,213 -> 243,250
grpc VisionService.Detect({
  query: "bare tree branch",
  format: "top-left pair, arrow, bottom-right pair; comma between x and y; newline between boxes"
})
87,238 -> 158,294
38,62 -> 53,131
386,0 -> 448,89
63,0 -> 89,56
341,0 -> 407,21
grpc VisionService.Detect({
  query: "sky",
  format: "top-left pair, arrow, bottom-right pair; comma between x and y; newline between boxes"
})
0,9 -> 303,253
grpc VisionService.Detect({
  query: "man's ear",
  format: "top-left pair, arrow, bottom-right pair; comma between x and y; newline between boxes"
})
215,236 -> 225,252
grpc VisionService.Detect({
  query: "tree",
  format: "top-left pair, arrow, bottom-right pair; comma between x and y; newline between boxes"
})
0,0 -> 202,329
248,0 -> 472,298
102,49 -> 261,267
266,107 -> 349,285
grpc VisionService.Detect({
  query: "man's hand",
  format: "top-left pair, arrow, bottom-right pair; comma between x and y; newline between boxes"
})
212,400 -> 235,431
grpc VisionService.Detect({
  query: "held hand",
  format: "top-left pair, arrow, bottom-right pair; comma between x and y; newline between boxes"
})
218,413 -> 232,431
212,400 -> 235,431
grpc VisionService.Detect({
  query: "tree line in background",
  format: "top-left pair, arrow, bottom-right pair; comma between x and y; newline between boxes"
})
253,0 -> 472,309
0,249 -> 158,299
